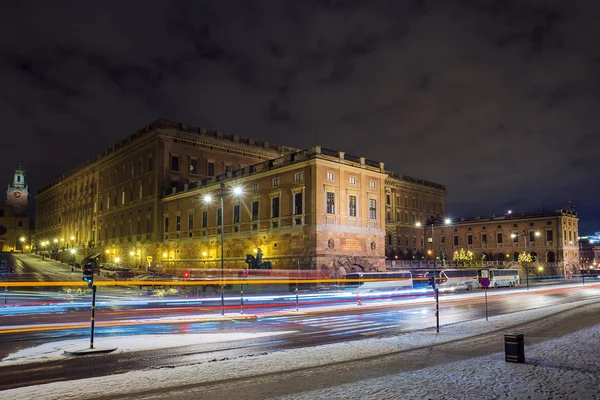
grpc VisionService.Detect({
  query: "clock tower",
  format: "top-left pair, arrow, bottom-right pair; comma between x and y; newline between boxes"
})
6,162 -> 29,215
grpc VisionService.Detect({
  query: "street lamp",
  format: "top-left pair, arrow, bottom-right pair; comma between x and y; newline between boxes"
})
510,230 -> 540,290
415,216 -> 452,333
203,184 -> 243,316
114,257 -> 121,266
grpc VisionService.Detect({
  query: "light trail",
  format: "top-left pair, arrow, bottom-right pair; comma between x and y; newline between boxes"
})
0,277 -> 422,287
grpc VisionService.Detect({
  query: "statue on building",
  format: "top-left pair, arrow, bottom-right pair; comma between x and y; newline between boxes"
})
245,248 -> 272,269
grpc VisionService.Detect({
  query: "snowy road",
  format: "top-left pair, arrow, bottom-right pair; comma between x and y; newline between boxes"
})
1,297 -> 599,399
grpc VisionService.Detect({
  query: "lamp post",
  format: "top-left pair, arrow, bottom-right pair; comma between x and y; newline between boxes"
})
511,230 -> 540,290
203,183 -> 243,316
70,248 -> 77,272
416,217 -> 451,333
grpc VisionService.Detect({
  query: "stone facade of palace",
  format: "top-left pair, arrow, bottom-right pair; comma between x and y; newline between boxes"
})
35,118 -> 446,276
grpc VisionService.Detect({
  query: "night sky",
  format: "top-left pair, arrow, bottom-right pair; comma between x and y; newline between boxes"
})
1,1 -> 599,232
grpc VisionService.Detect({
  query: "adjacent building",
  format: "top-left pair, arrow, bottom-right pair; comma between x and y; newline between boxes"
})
423,210 -> 579,265
0,164 -> 31,252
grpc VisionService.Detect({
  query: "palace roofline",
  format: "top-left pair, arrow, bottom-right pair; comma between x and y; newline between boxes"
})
38,118 -> 299,194
451,209 -> 578,224
163,145 -> 386,198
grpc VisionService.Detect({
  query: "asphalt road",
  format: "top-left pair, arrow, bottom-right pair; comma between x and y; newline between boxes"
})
2,252 -> 600,392
1,283 -> 600,391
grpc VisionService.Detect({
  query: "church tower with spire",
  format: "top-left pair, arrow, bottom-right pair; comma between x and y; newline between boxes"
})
6,162 -> 29,215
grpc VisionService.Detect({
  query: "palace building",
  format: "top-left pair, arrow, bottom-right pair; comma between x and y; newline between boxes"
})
35,118 -> 446,274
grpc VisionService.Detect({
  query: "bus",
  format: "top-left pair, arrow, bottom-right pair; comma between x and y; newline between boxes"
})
482,268 -> 520,288
345,271 -> 413,294
436,269 -> 480,291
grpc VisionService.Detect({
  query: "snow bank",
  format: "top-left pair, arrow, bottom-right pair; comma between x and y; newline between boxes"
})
0,331 -> 295,366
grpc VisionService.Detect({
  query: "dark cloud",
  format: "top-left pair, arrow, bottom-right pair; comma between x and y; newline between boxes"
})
0,0 -> 599,232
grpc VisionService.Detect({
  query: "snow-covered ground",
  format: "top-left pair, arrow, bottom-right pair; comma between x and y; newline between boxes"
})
281,323 -> 600,400
1,297 -> 599,400
0,331 -> 296,366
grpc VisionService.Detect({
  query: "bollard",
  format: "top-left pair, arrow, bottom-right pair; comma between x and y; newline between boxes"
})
504,334 -> 525,363
357,293 -> 362,306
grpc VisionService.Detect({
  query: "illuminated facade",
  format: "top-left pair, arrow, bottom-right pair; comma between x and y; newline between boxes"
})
161,146 -> 387,273
424,210 -> 579,264
35,118 -> 443,274
384,173 -> 447,259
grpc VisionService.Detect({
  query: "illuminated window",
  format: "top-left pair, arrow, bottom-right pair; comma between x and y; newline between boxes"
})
326,192 -> 335,214
369,199 -> 377,219
349,196 -> 357,217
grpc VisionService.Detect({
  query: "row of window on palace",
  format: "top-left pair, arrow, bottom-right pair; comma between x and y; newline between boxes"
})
385,193 -> 443,213
387,231 -> 558,246
163,194 -> 379,232
101,219 -> 154,240
171,155 -> 223,177
100,182 -> 150,211
102,155 -> 154,191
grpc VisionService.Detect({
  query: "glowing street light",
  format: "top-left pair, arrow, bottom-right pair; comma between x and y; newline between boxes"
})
162,252 -> 168,258
129,251 -> 135,256
70,249 -> 77,255
114,257 -> 121,264
70,235 -> 75,241
414,216 -> 452,333
202,183 -> 244,316
19,237 -> 25,243
105,249 -> 110,254
202,251 -> 208,257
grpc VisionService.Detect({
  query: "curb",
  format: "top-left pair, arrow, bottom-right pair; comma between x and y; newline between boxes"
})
63,347 -> 118,356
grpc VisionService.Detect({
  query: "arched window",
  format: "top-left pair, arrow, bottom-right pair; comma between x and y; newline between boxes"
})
547,251 -> 556,262
530,252 -> 538,261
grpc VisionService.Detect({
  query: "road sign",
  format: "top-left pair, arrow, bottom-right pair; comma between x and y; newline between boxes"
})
146,256 -> 153,262
480,278 -> 491,288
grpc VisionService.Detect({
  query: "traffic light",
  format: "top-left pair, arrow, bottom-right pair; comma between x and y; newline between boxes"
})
82,262 -> 94,287
183,271 -> 190,279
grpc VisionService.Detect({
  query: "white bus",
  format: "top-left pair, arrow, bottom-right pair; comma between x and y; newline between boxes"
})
345,271 -> 413,294
483,269 -> 520,288
436,269 -> 480,291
